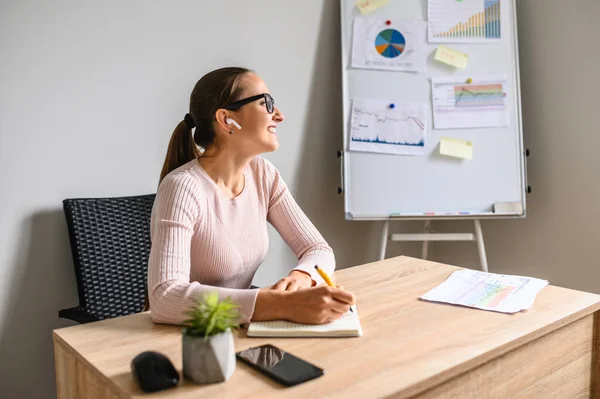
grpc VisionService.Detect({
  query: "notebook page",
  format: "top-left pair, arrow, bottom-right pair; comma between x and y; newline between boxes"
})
247,307 -> 363,337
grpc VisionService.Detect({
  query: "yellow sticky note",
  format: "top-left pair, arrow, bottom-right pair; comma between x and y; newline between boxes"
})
434,46 -> 469,69
355,0 -> 391,15
440,137 -> 473,160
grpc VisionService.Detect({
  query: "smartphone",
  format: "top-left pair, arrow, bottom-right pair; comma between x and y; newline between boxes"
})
236,344 -> 325,387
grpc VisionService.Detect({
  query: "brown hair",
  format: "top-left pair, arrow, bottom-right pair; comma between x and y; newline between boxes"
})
158,67 -> 251,183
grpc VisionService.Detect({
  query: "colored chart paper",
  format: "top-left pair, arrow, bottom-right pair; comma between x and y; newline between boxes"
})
421,269 -> 548,313
428,0 -> 501,43
432,74 -> 509,129
352,18 -> 426,72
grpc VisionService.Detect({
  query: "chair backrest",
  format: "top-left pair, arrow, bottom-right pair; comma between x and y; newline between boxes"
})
63,194 -> 155,320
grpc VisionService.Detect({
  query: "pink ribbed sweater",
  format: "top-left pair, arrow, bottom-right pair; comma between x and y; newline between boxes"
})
147,156 -> 335,324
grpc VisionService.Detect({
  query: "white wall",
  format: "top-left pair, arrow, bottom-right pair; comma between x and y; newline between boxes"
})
2,0 -> 596,398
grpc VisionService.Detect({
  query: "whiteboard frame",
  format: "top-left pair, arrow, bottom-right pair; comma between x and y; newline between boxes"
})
339,0 -> 527,221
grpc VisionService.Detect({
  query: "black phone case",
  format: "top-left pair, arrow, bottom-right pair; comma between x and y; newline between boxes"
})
236,352 -> 324,387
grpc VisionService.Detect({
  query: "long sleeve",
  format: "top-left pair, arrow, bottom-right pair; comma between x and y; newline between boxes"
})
263,160 -> 336,285
147,172 -> 258,325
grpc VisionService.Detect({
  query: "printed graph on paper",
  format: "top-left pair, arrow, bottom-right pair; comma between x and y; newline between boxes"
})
428,0 -> 501,43
420,269 -> 549,314
349,98 -> 428,156
454,83 -> 504,108
352,18 -> 427,73
455,279 -> 517,309
432,74 -> 509,129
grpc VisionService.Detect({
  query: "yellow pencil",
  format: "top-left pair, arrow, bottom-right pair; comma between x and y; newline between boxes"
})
314,265 -> 353,312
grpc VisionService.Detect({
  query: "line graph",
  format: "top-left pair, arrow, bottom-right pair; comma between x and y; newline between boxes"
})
432,75 -> 508,129
454,84 -> 504,107
354,110 -> 425,131
456,280 -> 517,308
349,99 -> 428,156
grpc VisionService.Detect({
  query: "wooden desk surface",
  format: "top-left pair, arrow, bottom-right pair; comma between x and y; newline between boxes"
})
53,256 -> 600,398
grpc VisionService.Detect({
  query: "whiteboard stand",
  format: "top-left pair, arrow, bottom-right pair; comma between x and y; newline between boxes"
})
379,220 -> 489,272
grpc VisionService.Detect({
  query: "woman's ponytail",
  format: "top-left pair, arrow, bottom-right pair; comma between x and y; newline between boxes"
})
159,120 -> 202,183
158,67 -> 251,184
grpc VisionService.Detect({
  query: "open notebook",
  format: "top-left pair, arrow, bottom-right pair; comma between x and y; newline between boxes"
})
247,306 -> 363,337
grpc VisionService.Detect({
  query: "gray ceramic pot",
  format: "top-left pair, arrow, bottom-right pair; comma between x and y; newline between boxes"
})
182,329 -> 236,384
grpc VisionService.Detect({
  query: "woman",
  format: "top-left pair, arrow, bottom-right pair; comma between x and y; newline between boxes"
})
148,67 -> 355,326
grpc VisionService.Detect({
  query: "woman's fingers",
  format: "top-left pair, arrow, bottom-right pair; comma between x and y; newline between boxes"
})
329,297 -> 351,315
329,287 -> 355,306
272,278 -> 304,291
286,281 -> 301,292
282,286 -> 358,325
272,279 -> 288,291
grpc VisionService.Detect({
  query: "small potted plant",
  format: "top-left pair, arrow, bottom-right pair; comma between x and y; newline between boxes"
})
182,291 -> 240,384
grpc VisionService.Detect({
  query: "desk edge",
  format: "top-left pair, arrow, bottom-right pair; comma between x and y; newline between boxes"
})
400,302 -> 600,398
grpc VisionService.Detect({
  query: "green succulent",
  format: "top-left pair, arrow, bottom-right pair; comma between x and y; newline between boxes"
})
184,292 -> 240,340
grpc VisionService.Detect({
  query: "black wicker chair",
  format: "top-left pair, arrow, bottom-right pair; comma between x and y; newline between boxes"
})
59,194 -> 156,324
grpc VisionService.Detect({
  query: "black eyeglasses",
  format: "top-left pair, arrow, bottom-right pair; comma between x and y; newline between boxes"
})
223,93 -> 275,114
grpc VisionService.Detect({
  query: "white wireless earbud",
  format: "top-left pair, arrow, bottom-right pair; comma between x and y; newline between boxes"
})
225,117 -> 242,130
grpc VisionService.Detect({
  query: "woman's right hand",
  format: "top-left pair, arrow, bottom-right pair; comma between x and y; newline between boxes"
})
253,285 -> 355,325
285,285 -> 355,324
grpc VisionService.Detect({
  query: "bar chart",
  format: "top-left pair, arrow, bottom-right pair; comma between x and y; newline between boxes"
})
428,0 -> 501,43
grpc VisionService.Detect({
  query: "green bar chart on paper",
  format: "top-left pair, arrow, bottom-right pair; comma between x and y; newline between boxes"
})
428,0 -> 501,43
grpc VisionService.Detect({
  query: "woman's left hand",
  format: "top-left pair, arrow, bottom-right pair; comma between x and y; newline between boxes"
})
270,270 -> 314,292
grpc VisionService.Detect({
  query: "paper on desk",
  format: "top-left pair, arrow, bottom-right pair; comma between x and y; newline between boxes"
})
420,269 -> 548,313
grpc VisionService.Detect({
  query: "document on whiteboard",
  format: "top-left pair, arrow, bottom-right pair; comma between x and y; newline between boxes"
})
349,98 -> 428,156
420,269 -> 548,313
431,74 -> 509,129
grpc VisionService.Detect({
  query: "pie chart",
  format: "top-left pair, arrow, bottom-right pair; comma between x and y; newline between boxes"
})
375,29 -> 406,58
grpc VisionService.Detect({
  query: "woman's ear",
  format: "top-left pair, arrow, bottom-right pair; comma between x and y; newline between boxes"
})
214,109 -> 230,132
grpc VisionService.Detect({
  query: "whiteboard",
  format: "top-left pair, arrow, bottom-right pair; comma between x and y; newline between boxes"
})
340,0 -> 526,220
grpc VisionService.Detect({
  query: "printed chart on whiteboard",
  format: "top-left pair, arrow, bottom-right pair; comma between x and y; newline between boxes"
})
349,98 -> 428,156
431,74 -> 509,129
351,18 -> 426,72
428,0 -> 502,43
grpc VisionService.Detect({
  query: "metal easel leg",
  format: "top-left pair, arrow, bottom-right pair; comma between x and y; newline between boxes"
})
474,219 -> 489,272
379,221 -> 390,261
421,220 -> 432,259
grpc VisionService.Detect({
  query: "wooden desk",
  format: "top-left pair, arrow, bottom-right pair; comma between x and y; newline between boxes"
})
53,256 -> 600,398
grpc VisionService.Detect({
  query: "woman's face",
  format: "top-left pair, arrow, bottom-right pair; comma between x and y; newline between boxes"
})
222,73 -> 285,156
